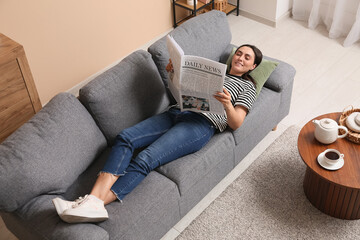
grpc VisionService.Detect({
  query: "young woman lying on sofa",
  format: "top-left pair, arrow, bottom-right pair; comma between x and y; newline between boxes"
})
52,44 -> 263,223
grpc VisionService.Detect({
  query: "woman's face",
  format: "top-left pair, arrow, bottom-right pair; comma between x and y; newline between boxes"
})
229,46 -> 257,76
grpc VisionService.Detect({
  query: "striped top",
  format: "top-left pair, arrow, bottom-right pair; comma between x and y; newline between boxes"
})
201,74 -> 256,132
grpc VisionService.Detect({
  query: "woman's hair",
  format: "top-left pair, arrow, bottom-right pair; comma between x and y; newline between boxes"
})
230,44 -> 263,86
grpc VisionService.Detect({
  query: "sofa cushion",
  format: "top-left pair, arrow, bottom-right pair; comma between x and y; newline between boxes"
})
0,93 -> 107,212
79,50 -> 170,145
148,10 -> 232,88
64,148 -> 180,240
98,171 -> 180,240
175,132 -> 234,217
156,131 -> 235,196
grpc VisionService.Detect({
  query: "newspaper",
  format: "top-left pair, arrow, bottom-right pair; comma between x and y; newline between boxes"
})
166,35 -> 227,115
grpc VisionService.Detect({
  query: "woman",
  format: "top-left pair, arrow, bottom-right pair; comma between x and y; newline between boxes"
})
53,44 -> 263,223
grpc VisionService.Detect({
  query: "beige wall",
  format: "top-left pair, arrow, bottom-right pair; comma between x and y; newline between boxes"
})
0,0 -> 173,104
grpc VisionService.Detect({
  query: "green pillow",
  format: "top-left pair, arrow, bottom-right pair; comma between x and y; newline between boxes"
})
226,47 -> 278,97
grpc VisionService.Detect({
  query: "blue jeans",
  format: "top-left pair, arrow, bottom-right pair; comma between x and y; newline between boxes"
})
101,108 -> 215,201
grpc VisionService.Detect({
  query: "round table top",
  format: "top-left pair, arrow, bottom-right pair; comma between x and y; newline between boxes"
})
298,112 -> 360,189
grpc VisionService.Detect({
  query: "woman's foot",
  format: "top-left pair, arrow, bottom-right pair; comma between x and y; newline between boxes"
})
60,195 -> 108,223
52,195 -> 88,215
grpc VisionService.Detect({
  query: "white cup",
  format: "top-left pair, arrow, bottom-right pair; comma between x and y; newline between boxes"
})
323,149 -> 344,165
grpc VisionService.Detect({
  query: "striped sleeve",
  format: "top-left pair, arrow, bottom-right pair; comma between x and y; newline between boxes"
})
234,83 -> 256,112
200,75 -> 257,132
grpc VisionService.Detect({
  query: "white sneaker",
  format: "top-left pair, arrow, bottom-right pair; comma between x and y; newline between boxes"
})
60,195 -> 108,223
52,195 -> 88,215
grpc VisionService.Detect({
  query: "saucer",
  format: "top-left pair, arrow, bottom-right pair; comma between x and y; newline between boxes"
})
317,152 -> 344,170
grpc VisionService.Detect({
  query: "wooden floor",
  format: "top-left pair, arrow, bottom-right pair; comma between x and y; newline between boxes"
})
0,216 -> 16,240
1,13 -> 360,240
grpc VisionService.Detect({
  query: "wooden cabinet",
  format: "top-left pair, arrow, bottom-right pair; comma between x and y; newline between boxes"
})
0,33 -> 42,143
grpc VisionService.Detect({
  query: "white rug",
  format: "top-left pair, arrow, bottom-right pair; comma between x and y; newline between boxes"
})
177,126 -> 360,240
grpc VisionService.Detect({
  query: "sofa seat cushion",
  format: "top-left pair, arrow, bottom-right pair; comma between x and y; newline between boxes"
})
98,171 -> 180,240
63,148 -> 180,240
0,93 -> 107,212
79,50 -> 170,145
148,10 -> 232,87
156,131 -> 235,196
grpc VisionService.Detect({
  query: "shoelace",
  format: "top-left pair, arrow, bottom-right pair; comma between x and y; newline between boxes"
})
72,195 -> 88,208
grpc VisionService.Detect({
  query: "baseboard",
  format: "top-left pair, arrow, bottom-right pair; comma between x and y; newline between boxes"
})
277,9 -> 292,24
239,9 -> 277,28
238,8 -> 292,28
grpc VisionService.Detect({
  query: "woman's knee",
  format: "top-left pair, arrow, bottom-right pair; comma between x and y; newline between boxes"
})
113,130 -> 133,147
129,151 -> 156,175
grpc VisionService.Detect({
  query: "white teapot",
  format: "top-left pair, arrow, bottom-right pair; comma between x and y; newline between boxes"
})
313,118 -> 348,144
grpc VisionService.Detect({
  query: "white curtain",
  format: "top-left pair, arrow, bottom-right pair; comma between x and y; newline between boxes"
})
292,0 -> 360,47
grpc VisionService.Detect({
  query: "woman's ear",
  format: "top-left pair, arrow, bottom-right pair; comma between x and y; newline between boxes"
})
251,64 -> 257,70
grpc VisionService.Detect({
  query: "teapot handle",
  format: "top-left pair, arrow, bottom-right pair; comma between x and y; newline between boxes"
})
338,126 -> 348,138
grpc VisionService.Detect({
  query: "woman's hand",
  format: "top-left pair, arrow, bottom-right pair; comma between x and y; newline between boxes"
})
214,88 -> 247,130
214,88 -> 232,110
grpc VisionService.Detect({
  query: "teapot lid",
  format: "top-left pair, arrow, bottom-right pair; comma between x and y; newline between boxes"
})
320,118 -> 337,129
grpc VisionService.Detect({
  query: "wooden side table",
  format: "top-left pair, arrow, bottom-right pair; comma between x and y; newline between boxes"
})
298,112 -> 360,219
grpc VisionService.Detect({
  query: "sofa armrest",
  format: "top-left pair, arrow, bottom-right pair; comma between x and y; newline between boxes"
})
1,195 -> 109,240
263,56 -> 296,93
0,93 -> 107,212
231,87 -> 281,145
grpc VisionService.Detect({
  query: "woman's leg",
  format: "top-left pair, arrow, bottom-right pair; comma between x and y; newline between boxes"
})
58,111 -> 214,223
58,110 -> 179,223
90,173 -> 118,205
89,109 -> 177,204
110,112 -> 215,201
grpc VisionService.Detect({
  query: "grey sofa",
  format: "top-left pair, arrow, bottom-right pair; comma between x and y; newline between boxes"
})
0,10 -> 295,240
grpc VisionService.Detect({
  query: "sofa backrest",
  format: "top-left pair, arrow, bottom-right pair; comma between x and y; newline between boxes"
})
148,10 -> 232,88
79,50 -> 170,145
0,93 -> 107,212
